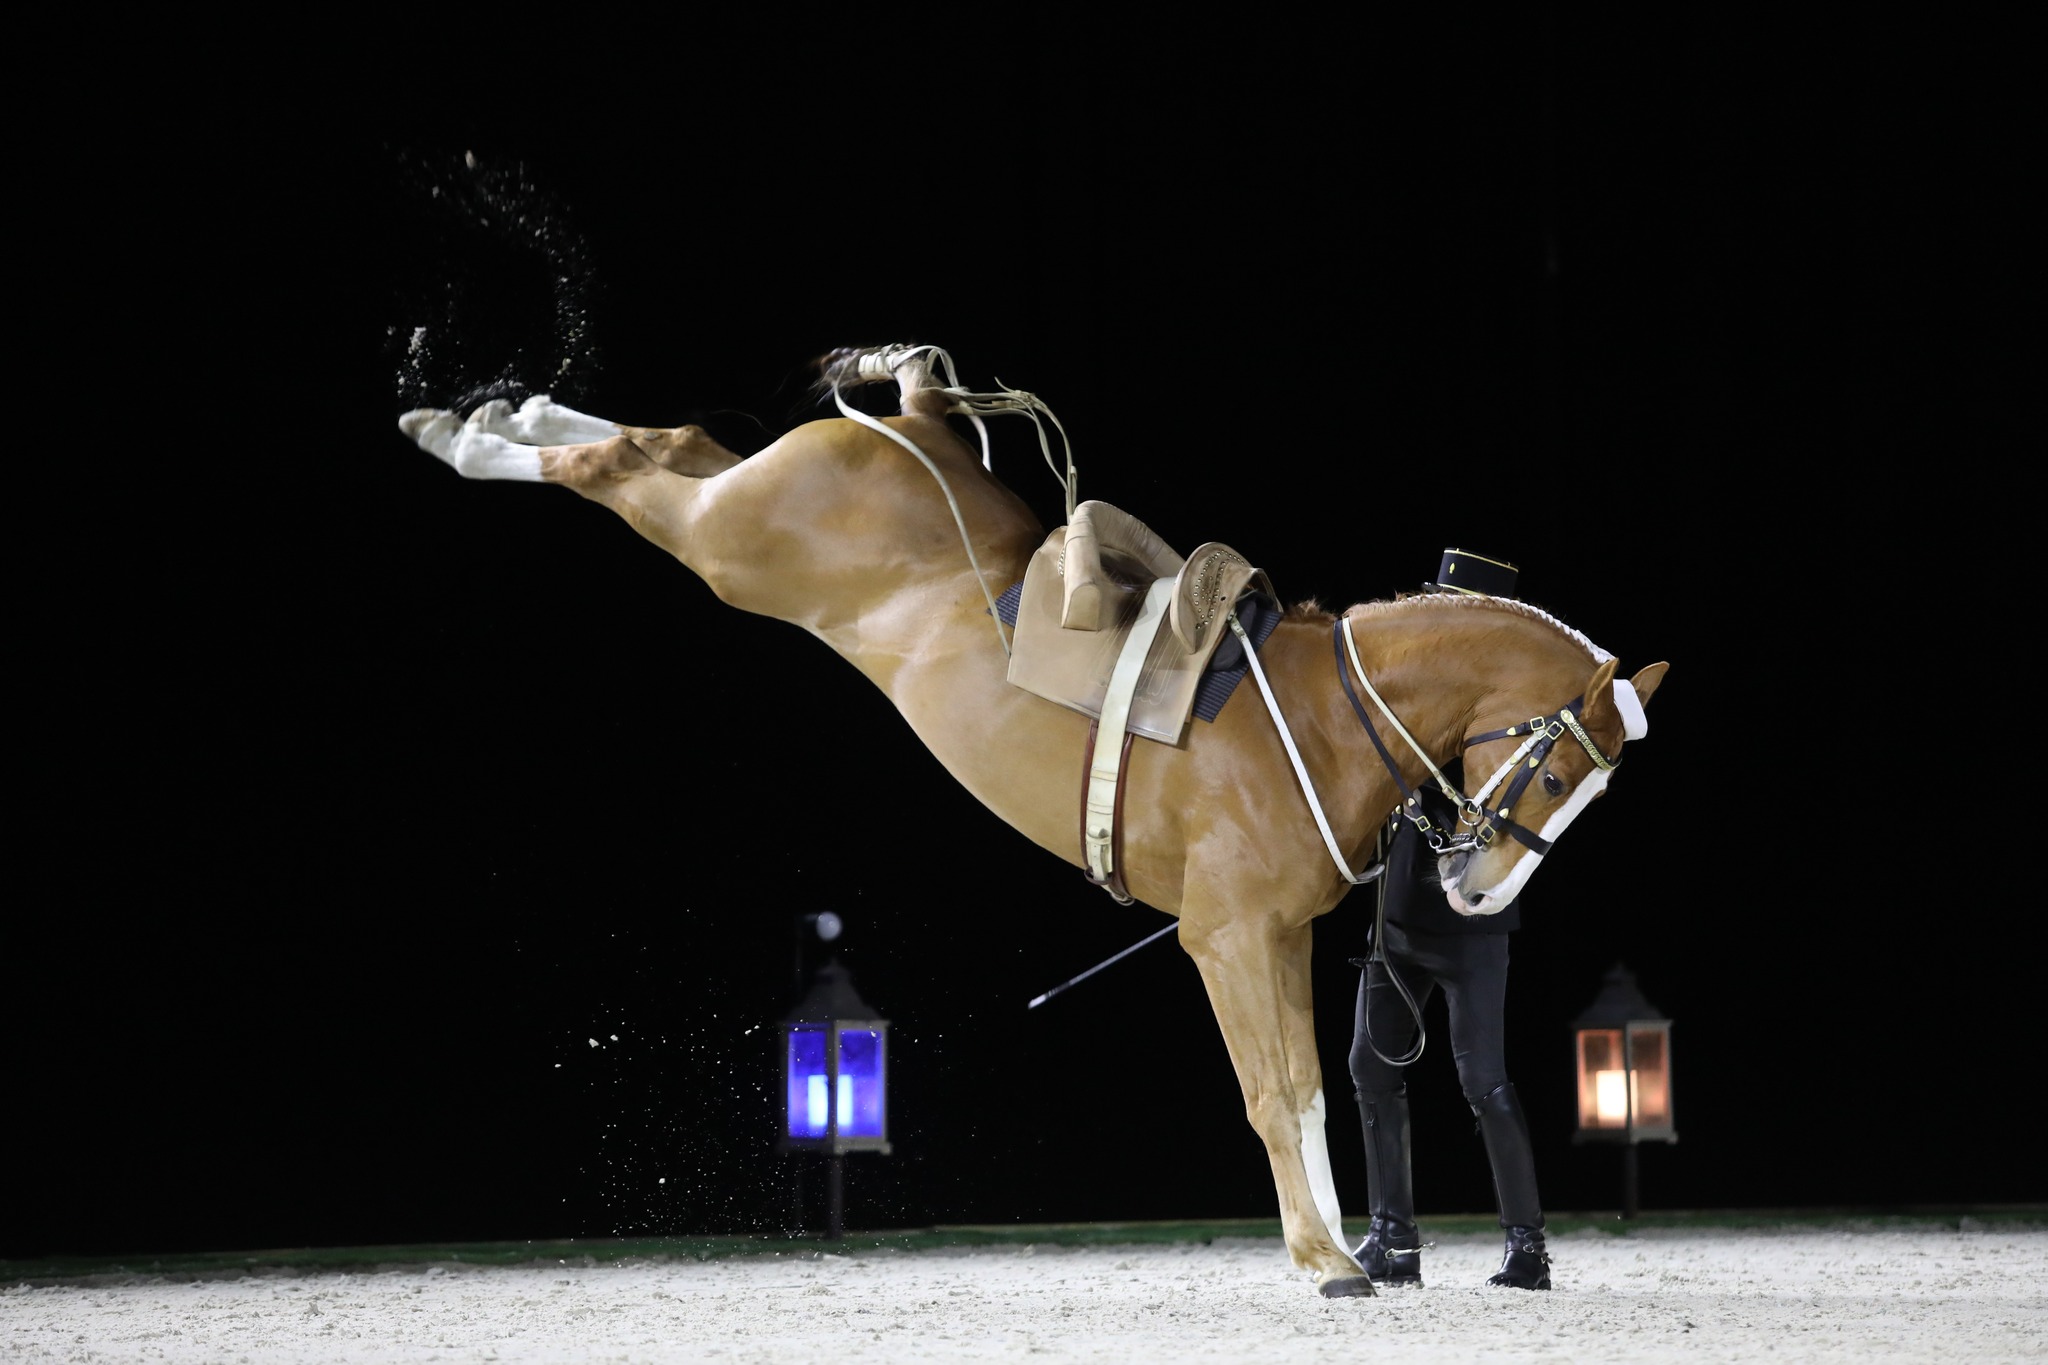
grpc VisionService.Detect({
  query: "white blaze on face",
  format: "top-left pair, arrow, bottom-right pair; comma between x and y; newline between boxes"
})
1297,1088 -> 1347,1253
1443,767 -> 1615,913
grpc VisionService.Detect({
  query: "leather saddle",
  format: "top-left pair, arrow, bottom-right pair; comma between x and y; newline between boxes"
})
1007,500 -> 1273,745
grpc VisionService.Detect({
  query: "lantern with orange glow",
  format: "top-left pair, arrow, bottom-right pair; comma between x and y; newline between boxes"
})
1570,963 -> 1676,1216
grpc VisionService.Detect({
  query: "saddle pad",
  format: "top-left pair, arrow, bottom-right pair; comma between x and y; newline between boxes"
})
1004,527 -> 1245,746
1190,591 -> 1282,721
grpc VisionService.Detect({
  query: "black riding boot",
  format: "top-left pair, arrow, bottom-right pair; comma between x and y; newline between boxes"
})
1353,1086 -> 1423,1285
1471,1081 -> 1551,1290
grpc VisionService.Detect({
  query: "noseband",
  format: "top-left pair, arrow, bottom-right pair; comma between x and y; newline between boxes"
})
1333,618 -> 1621,858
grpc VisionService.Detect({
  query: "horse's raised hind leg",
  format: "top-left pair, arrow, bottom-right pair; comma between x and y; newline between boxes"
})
1177,906 -> 1374,1298
399,394 -> 958,625
401,395 -> 745,481
397,394 -> 772,613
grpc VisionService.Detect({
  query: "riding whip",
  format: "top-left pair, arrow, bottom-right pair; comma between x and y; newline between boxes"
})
1027,922 -> 1180,1009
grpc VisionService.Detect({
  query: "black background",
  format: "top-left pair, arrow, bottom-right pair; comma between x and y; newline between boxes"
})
13,13 -> 2032,1260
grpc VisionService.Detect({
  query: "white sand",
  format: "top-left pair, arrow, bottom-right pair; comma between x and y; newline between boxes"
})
7,1224 -> 2045,1363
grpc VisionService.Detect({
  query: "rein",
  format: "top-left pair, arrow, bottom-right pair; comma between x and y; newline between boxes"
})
1229,610 -> 1384,886
1356,815 -> 1429,1067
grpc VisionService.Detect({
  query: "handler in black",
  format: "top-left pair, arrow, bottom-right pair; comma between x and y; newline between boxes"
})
1347,548 -> 1552,1291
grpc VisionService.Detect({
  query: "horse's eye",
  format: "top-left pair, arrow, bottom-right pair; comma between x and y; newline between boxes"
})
1542,771 -> 1566,797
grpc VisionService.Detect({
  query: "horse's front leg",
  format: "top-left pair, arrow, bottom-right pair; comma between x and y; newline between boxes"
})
1178,900 -> 1374,1298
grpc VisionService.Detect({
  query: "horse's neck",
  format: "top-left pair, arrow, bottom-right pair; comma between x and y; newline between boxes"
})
1336,602 -> 1559,786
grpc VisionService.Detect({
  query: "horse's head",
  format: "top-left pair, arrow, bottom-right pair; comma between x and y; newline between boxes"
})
1434,655 -> 1669,915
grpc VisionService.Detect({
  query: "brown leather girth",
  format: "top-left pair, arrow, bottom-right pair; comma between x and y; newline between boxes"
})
1079,717 -> 1136,904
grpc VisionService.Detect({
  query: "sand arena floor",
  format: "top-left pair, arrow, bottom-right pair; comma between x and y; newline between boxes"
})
9,1219 -> 2048,1363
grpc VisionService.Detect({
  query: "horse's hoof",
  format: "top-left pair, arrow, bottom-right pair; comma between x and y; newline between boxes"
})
466,398 -> 514,427
1318,1273 -> 1378,1298
399,409 -> 459,461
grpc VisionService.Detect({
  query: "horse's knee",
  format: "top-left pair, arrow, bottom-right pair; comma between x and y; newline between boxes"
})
1241,1090 -> 1302,1152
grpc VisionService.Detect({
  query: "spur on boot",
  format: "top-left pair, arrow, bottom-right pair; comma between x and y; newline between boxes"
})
1488,1224 -> 1551,1290
1353,1215 -> 1423,1286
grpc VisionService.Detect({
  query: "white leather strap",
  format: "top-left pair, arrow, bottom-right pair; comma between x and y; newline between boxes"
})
1341,617 -> 1468,808
829,346 -> 1083,657
829,382 -> 1012,656
1232,611 -> 1379,885
1085,578 -> 1174,882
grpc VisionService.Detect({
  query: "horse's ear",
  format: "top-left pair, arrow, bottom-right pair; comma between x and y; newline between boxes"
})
1581,657 -> 1622,732
1630,661 -> 1670,708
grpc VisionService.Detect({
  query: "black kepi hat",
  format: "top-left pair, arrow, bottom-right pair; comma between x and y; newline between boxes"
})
1428,547 -> 1519,597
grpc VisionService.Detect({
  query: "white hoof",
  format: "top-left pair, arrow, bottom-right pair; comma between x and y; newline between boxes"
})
399,408 -> 462,465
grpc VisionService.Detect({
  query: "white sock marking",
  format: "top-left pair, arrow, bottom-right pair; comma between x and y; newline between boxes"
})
499,394 -> 621,445
1298,1088 -> 1348,1255
398,408 -> 543,482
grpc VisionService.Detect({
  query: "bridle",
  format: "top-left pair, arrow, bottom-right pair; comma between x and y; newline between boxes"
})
1230,605 -> 1641,892
1333,613 -> 1633,1069
1332,616 -> 1623,860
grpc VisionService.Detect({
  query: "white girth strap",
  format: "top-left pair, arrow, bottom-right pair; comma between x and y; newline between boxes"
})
1085,578 -> 1175,884
1231,611 -> 1380,886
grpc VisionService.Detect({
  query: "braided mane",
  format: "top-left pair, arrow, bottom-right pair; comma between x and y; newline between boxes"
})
1292,593 -> 1613,664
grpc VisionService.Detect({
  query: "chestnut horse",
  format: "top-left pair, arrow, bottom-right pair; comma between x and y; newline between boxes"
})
398,346 -> 1667,1297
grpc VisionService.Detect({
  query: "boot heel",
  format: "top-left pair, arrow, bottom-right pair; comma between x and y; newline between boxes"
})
1353,1216 -> 1427,1286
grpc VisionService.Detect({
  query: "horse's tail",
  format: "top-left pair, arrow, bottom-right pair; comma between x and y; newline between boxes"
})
811,344 -> 952,417
813,343 -> 1078,519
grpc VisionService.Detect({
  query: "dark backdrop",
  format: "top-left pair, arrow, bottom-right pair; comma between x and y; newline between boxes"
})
13,13 -> 2031,1259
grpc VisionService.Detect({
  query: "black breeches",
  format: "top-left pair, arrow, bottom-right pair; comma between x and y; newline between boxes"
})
1349,925 -> 1513,1104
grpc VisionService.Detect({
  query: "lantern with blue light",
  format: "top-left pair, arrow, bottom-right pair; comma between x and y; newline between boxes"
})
779,927 -> 890,1238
